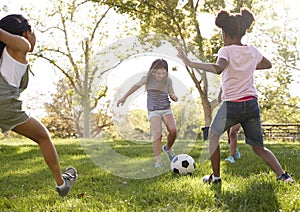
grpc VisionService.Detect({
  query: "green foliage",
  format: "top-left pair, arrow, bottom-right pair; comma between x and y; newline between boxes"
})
253,1 -> 300,123
101,0 -> 300,128
42,78 -> 77,138
42,77 -> 113,138
128,109 -> 149,133
100,0 -> 227,127
204,33 -> 223,63
258,75 -> 300,123
231,0 -> 255,12
26,0 -> 123,137
0,138 -> 299,211
202,0 -> 225,13
172,98 -> 204,140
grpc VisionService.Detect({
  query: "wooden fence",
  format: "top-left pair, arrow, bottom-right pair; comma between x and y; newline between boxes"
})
235,123 -> 300,141
261,123 -> 300,141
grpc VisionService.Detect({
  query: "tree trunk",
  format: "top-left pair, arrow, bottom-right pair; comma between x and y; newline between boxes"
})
83,97 -> 90,138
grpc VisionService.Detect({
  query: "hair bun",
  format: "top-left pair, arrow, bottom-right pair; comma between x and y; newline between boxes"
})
241,8 -> 254,22
215,10 -> 230,28
238,8 -> 254,36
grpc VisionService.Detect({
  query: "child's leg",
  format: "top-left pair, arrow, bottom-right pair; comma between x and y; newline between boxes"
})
12,117 -> 64,186
229,123 -> 240,157
209,130 -> 221,177
150,116 -> 163,160
208,103 -> 228,178
226,128 -> 231,144
241,99 -> 285,178
252,146 -> 284,177
162,114 -> 176,150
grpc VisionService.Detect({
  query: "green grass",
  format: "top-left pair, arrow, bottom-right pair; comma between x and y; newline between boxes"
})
0,137 -> 299,211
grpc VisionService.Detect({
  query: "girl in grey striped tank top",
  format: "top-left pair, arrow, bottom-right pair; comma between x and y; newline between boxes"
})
117,59 -> 178,168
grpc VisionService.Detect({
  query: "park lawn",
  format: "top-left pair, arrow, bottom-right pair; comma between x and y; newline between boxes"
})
0,137 -> 299,211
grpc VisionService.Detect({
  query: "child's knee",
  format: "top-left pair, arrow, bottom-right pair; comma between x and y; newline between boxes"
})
251,145 -> 264,155
209,131 -> 219,140
152,131 -> 162,142
168,127 -> 177,136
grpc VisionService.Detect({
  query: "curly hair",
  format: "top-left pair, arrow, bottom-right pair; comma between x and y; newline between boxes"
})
215,8 -> 254,38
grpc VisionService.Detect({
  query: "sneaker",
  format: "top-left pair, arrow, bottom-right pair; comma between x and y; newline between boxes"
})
203,174 -> 222,184
225,156 -> 235,163
154,161 -> 163,168
56,167 -> 78,196
277,172 -> 294,183
235,148 -> 241,159
162,144 -> 175,161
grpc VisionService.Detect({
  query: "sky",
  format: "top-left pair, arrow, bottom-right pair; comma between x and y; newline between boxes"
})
0,0 -> 299,117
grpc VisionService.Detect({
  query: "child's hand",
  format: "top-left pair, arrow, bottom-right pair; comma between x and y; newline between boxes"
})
169,93 -> 178,102
176,47 -> 191,66
117,97 -> 126,107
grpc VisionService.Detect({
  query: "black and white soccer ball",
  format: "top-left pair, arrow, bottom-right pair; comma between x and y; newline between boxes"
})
170,154 -> 196,175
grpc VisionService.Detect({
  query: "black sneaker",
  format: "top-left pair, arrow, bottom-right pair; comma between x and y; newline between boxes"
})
56,167 -> 78,196
277,172 -> 293,183
203,174 -> 222,184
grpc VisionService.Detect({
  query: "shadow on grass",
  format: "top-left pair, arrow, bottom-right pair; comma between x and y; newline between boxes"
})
221,141 -> 299,179
0,139 -> 299,211
0,142 -> 86,198
78,139 -> 197,179
210,179 -> 280,211
211,141 -> 299,211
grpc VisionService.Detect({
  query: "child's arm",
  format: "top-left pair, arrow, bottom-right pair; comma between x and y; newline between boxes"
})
169,93 -> 178,102
256,57 -> 272,70
168,82 -> 178,102
176,47 -> 227,75
0,28 -> 31,56
117,83 -> 143,107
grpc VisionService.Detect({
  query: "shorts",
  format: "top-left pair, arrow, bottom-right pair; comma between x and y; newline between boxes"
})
0,99 -> 29,133
148,108 -> 173,120
210,98 -> 264,147
0,75 -> 29,133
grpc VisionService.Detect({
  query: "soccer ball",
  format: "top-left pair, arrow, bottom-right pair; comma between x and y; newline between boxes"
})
170,154 -> 196,175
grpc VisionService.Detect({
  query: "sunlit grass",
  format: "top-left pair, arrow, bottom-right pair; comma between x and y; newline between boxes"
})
0,137 -> 299,211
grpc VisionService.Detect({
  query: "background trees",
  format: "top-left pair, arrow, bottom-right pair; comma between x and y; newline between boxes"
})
101,0 -> 223,127
101,0 -> 300,127
0,0 -> 299,138
251,0 -> 300,123
22,0 -> 136,137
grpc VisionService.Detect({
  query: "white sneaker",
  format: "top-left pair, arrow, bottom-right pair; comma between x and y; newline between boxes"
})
225,156 -> 235,163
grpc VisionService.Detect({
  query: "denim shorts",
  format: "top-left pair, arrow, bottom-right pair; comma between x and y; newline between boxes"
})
210,98 -> 264,146
148,108 -> 173,120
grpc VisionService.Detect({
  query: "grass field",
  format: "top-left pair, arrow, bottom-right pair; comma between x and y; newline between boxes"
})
0,137 -> 299,211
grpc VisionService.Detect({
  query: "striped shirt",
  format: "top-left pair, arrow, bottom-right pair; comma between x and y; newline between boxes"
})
137,75 -> 173,111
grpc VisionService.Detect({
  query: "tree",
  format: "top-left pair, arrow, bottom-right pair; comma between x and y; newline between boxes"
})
26,0 -> 134,137
99,0 -> 257,128
42,78 -> 77,138
252,0 -> 300,123
42,77 -> 114,138
101,0 -> 300,126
